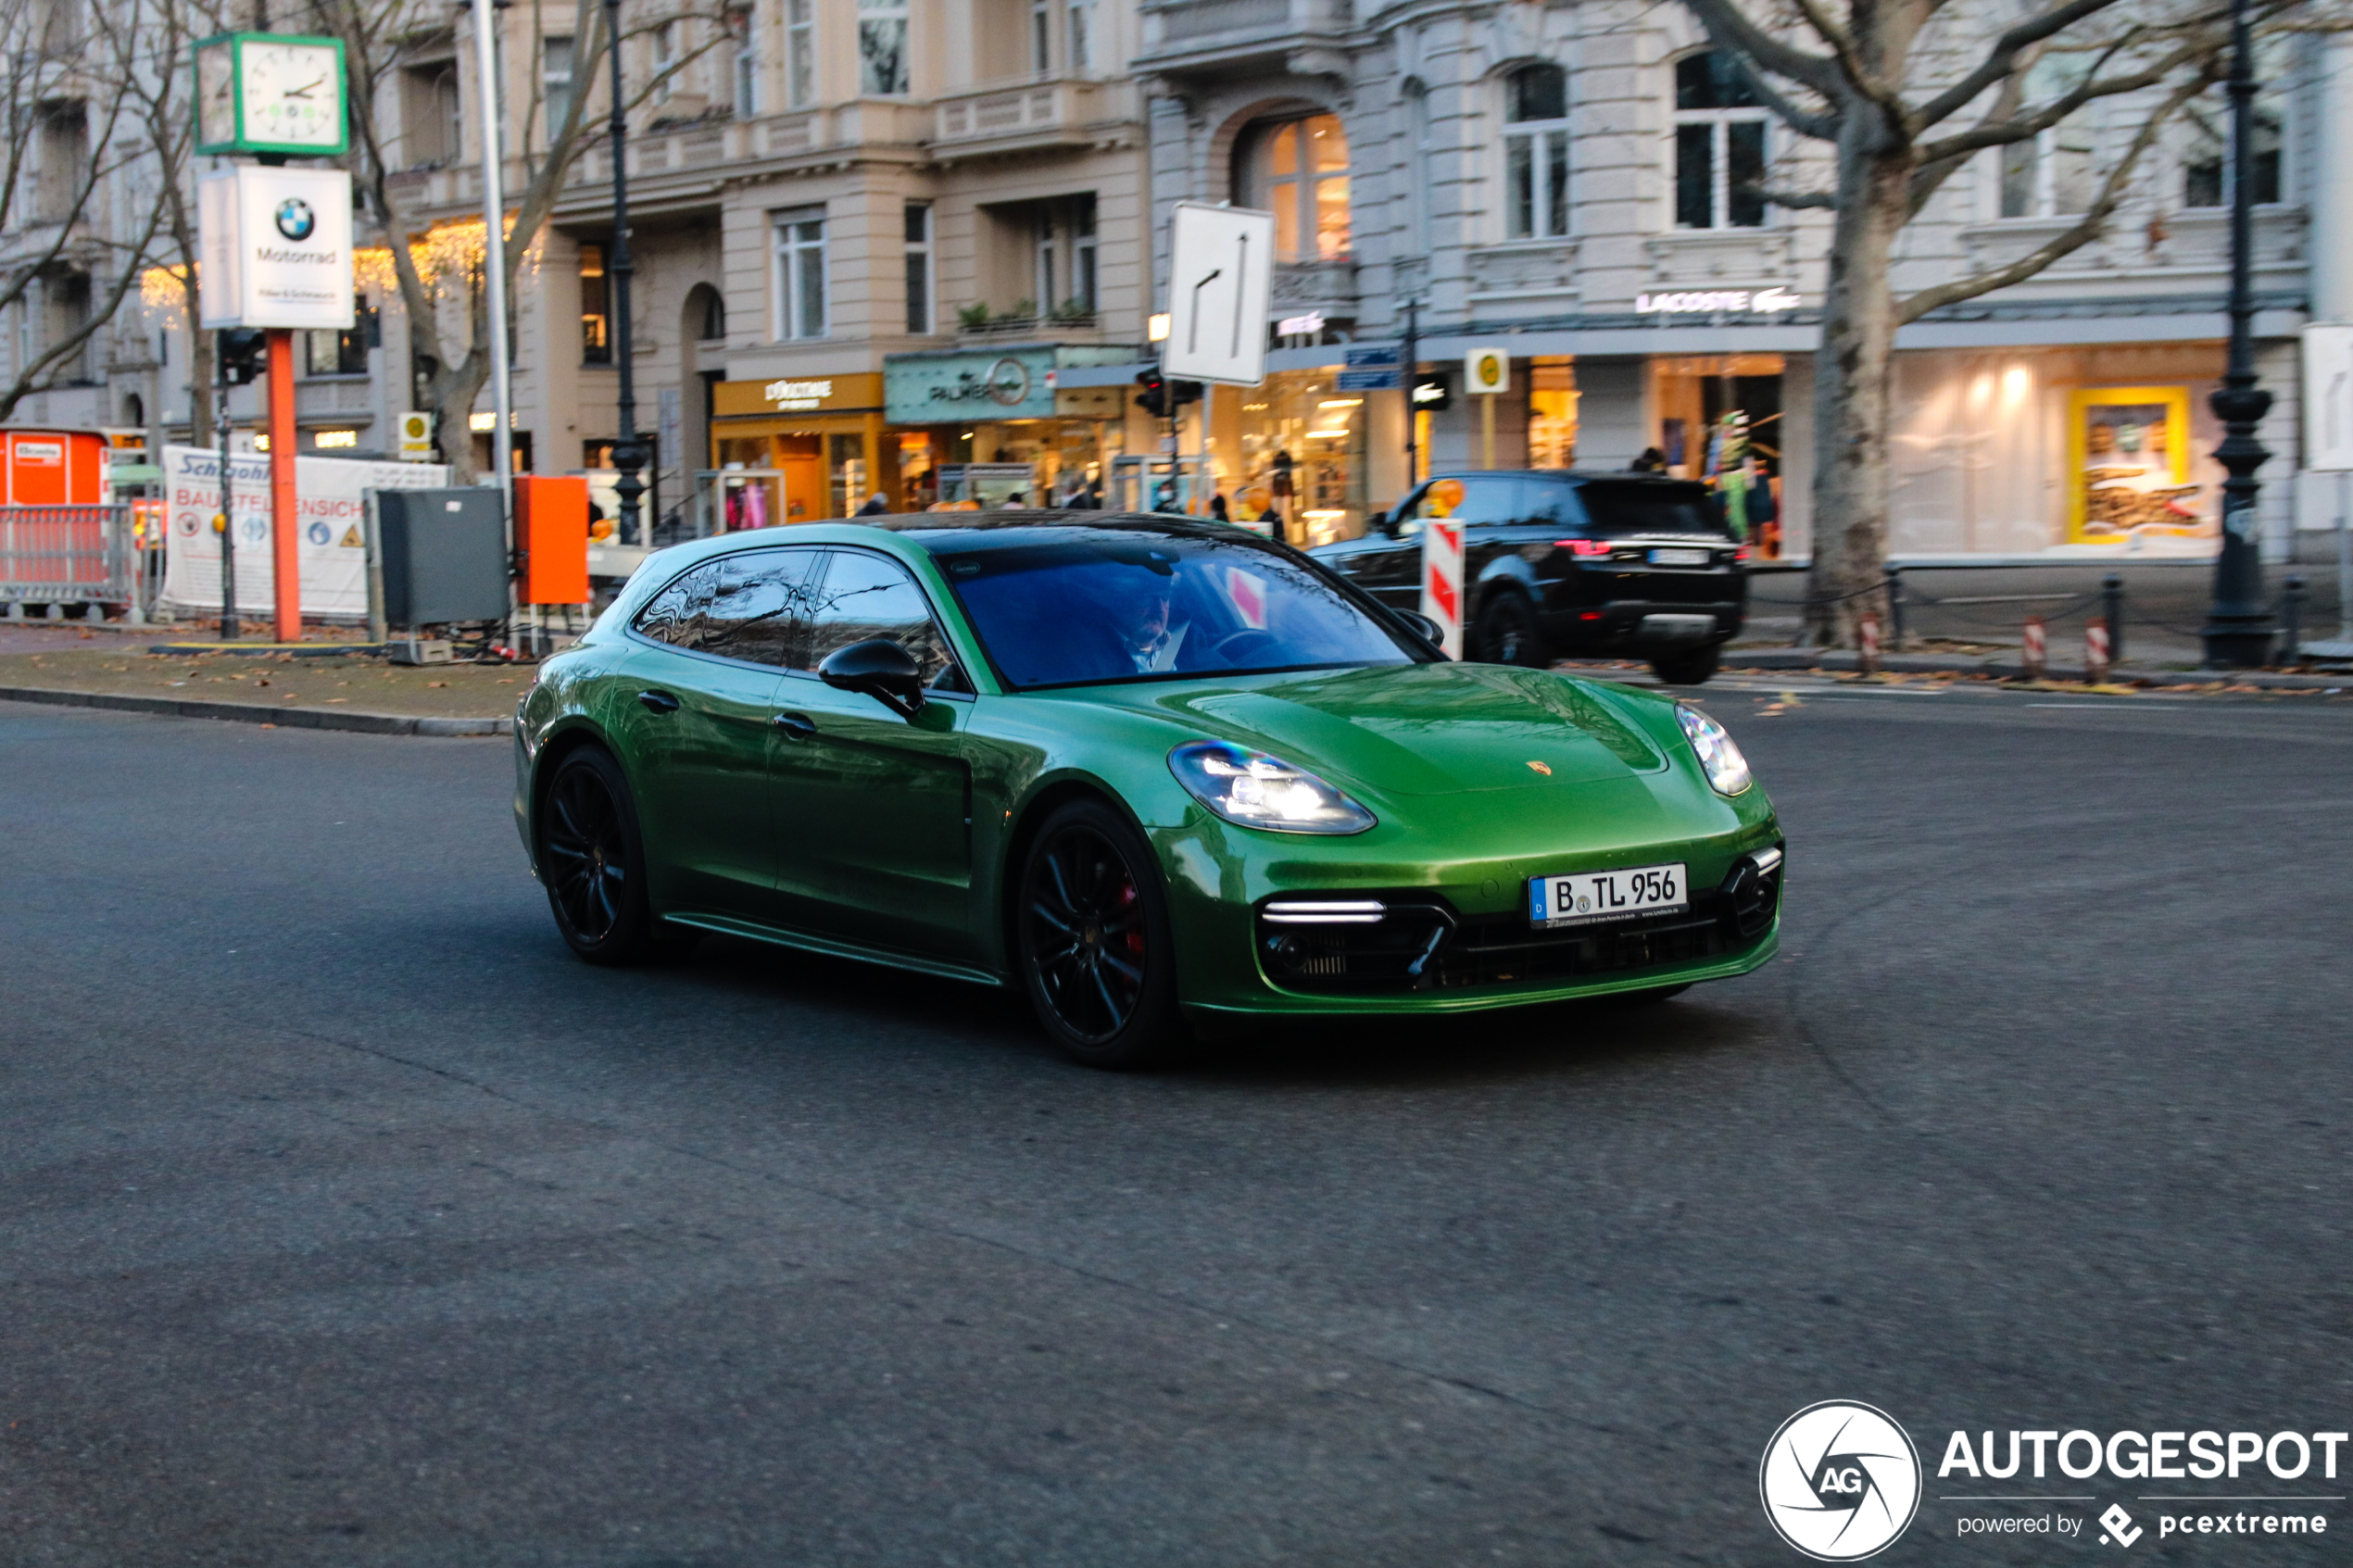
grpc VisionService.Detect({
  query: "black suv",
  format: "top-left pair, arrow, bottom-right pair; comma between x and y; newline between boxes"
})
1310,470 -> 1749,684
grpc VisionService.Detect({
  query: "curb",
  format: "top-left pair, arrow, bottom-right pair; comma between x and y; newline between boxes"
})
0,685 -> 512,735
1708,649 -> 2353,692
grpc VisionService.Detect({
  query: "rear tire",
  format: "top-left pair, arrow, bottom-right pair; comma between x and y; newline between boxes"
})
1649,645 -> 1721,685
1472,590 -> 1549,668
1015,799 -> 1188,1070
537,746 -> 665,965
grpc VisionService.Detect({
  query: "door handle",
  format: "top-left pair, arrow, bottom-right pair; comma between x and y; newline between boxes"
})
773,711 -> 817,739
637,689 -> 681,713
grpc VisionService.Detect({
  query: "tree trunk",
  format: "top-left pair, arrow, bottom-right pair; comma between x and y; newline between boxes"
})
1806,125 -> 1913,646
187,280 -> 215,447
431,352 -> 491,480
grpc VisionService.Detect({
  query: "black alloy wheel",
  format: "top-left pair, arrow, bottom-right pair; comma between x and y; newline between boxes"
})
1473,590 -> 1549,668
1649,644 -> 1721,685
538,746 -> 663,964
1016,800 -> 1184,1069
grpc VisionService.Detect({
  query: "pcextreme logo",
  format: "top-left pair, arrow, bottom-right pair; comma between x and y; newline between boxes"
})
1760,1401 -> 1924,1561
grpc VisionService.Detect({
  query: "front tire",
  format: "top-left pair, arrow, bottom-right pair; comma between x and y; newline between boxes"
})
1015,800 -> 1187,1069
537,746 -> 664,965
1649,645 -> 1721,685
1472,590 -> 1550,668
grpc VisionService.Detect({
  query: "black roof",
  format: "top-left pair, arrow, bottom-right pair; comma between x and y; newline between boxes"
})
876,510 -> 1284,554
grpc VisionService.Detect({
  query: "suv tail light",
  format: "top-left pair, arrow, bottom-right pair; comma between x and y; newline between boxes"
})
1557,539 -> 1613,558
1733,544 -> 1755,562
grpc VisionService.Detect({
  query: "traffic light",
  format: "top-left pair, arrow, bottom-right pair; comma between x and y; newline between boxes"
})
218,329 -> 269,386
1136,370 -> 1205,419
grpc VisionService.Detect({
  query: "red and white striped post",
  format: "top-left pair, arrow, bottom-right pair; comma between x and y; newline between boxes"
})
1856,612 -> 1881,676
2022,615 -> 2047,680
1421,518 -> 1465,659
2084,617 -> 2111,683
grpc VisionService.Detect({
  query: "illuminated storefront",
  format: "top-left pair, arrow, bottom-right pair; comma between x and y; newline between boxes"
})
708,373 -> 891,526
884,345 -> 1138,510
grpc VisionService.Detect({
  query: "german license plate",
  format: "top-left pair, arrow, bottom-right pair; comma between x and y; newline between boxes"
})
1649,547 -> 1709,567
1529,863 -> 1689,929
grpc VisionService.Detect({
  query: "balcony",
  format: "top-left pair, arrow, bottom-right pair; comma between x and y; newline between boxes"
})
1136,0 -> 1354,75
1270,257 -> 1357,315
930,74 -> 1137,161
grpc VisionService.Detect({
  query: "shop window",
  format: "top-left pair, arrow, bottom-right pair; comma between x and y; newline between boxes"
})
1672,52 -> 1765,230
1035,195 -> 1098,317
787,0 -> 815,107
732,10 -> 760,116
580,245 -> 612,364
774,207 -> 827,339
859,0 -> 909,94
1504,64 -> 1569,241
1241,114 -> 1352,263
543,36 -> 574,135
1529,358 -> 1577,468
906,203 -> 935,333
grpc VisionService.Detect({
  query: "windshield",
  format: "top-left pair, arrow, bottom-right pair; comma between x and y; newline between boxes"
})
1577,480 -> 1727,538
936,532 -> 1421,689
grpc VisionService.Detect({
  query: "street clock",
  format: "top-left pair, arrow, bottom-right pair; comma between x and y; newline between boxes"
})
194,33 -> 349,157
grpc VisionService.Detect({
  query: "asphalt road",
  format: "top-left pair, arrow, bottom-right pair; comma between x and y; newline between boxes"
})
3,684 -> 2349,1566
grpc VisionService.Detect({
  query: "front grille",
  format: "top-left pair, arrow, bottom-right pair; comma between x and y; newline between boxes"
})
1258,850 -> 1781,995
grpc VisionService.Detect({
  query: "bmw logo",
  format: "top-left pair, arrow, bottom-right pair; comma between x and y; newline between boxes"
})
273,198 -> 316,242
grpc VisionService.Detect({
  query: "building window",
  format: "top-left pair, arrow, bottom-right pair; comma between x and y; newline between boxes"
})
1243,114 -> 1351,262
774,207 -> 827,338
2180,91 -> 2284,208
1031,0 -> 1051,72
1033,195 -> 1097,316
787,0 -> 815,107
858,0 -> 908,94
1672,51 -> 1766,229
1993,58 -> 2096,219
400,61 -> 462,166
1504,63 -> 1569,240
652,21 -> 677,102
304,322 -> 368,376
581,244 -> 611,363
1403,80 -> 1432,251
905,203 -> 934,333
731,11 -> 760,115
542,36 -> 574,135
1065,0 -> 1092,71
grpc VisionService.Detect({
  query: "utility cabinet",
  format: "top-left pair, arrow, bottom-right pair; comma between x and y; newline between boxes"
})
374,487 -> 509,626
514,476 -> 591,605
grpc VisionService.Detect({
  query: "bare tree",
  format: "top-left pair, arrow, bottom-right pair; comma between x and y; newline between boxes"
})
329,0 -> 727,476
1676,0 -> 2331,642
100,0 -> 229,443
0,0 -> 171,425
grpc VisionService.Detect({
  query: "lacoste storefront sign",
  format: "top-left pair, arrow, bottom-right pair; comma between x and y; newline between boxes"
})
1635,285 -> 1801,316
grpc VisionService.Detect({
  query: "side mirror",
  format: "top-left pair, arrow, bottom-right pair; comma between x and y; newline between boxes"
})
1395,609 -> 1446,647
818,637 -> 927,721
1379,508 -> 1404,536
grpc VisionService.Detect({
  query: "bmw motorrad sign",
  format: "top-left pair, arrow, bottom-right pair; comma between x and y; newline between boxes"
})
197,165 -> 353,330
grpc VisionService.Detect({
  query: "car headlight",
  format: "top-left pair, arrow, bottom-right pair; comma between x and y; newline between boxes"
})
1168,740 -> 1377,834
1676,705 -> 1753,796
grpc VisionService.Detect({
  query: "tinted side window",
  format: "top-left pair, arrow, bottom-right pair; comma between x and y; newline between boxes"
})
1410,474 -> 1521,528
1523,481 -> 1579,528
633,547 -> 826,665
805,550 -> 958,687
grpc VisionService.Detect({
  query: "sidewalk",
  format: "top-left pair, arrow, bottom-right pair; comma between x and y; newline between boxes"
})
1710,646 -> 2353,692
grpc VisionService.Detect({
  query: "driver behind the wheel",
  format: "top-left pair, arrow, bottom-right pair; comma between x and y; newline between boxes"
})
1115,576 -> 1189,673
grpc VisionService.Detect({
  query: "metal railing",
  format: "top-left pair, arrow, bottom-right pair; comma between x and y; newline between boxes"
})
0,505 -> 134,608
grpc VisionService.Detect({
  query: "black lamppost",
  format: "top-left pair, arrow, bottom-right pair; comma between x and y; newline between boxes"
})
602,0 -> 648,545
2201,0 -> 2277,667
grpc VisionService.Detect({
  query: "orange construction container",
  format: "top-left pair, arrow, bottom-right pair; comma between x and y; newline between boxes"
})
514,475 -> 592,605
0,430 -> 111,507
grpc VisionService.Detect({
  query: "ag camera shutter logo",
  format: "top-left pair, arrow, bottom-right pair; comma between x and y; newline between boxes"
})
1760,1401 -> 1922,1561
273,198 -> 316,242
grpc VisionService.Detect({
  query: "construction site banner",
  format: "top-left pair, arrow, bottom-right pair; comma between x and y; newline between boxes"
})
158,446 -> 448,620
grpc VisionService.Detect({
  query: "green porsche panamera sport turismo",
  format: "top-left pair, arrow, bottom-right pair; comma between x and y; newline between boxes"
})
512,512 -> 1784,1067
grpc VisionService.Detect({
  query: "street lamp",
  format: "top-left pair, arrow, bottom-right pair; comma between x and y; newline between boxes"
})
2201,0 -> 2277,667
601,0 -> 648,545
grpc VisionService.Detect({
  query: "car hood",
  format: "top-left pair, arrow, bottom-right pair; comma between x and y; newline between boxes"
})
1087,662 -> 1670,796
